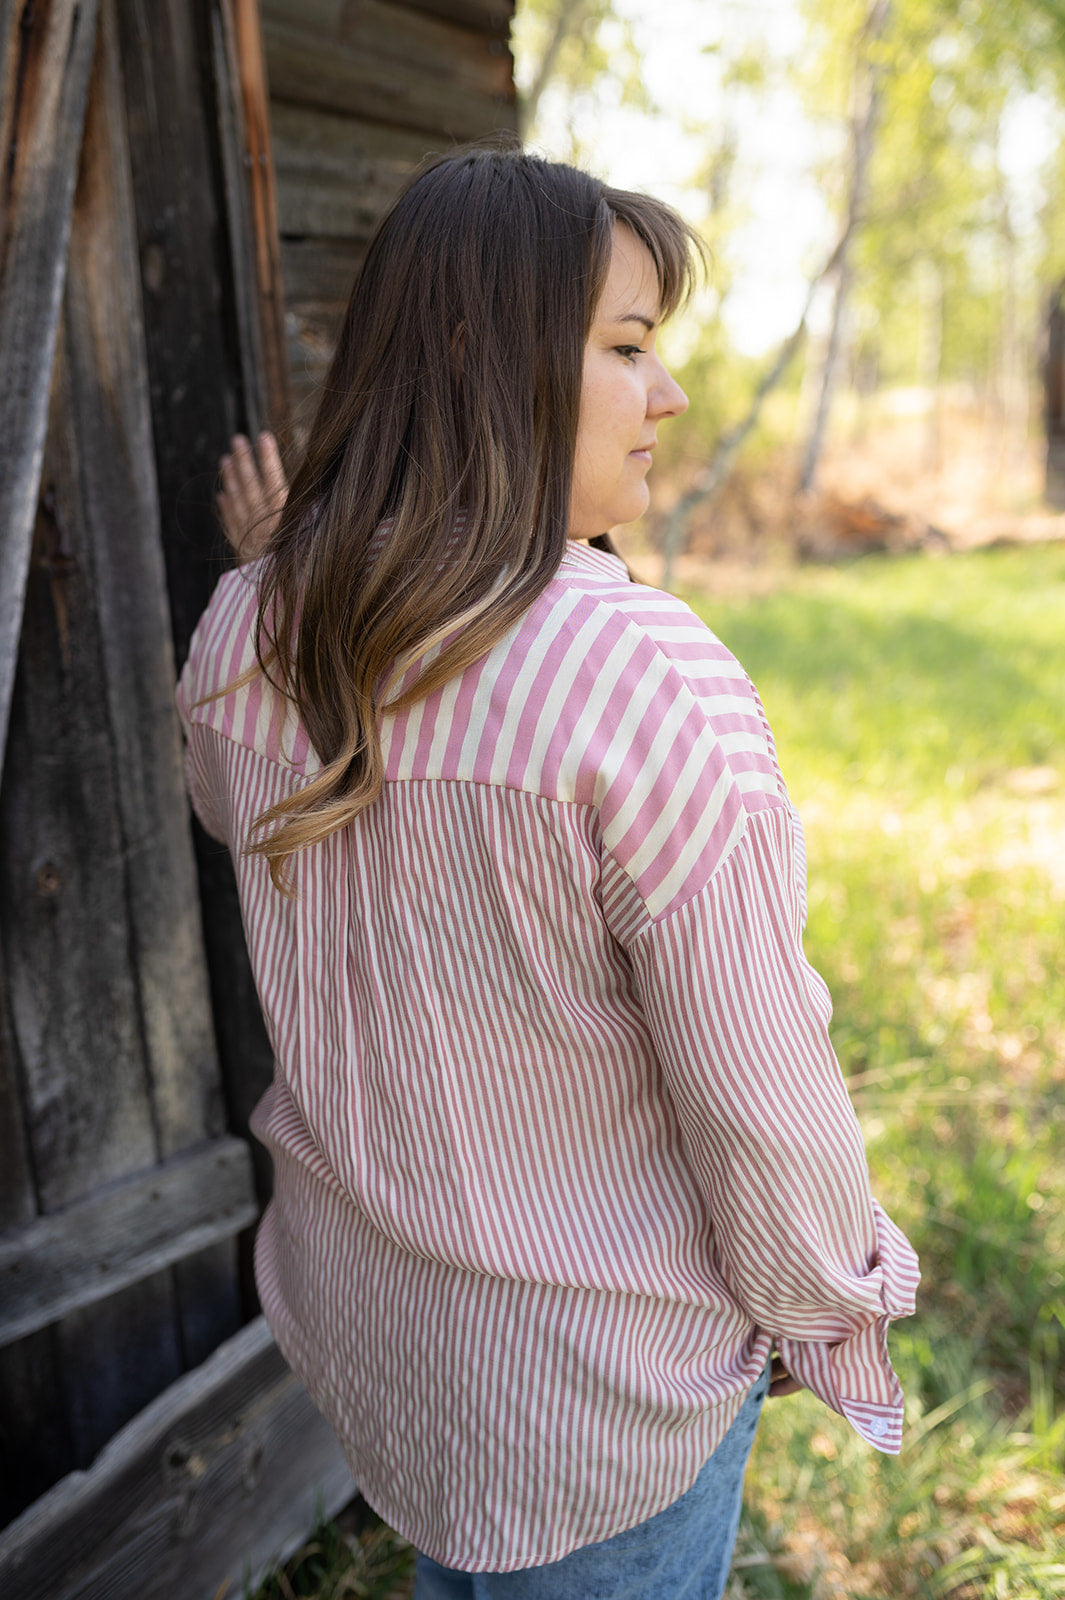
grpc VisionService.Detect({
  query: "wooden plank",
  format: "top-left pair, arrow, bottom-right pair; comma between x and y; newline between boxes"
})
55,1274 -> 185,1481
170,1236 -> 243,1371
212,0 -> 290,440
268,0 -> 514,39
0,1317 -> 356,1600
0,285 -> 190,1513
399,0 -> 514,36
262,0 -> 515,140
0,4 -> 24,256
0,939 -> 35,1233
65,0 -> 225,1162
0,362 -> 199,1502
65,0 -> 225,1166
0,407 -> 162,1213
0,1138 -> 257,1349
272,101 -> 438,240
0,4 -> 248,1509
0,0 -> 101,767
115,0 -> 277,1170
280,233 -> 366,308
60,0 -> 248,1390
0,1329 -> 75,1527
114,0 -> 243,662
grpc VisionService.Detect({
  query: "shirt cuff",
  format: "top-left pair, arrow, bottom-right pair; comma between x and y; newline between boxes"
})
777,1317 -> 903,1452
776,1200 -> 920,1456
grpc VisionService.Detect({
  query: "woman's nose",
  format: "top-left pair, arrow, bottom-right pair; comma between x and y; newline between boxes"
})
651,361 -> 689,418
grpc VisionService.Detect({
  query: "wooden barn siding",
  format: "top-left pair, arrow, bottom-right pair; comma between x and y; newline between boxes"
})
115,0 -> 285,1221
0,0 -> 278,1526
0,0 -> 518,1581
263,0 -> 517,416
0,1317 -> 354,1600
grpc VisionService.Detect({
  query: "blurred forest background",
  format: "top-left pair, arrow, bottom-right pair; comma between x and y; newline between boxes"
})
250,3 -> 1065,1597
517,0 -> 1065,580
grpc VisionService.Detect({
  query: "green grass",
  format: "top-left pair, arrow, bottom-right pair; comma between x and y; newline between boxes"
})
690,544 -> 1065,1598
245,1499 -> 414,1599
251,544 -> 1065,1600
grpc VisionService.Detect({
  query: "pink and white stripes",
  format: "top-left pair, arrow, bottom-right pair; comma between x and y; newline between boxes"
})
177,539 -> 918,1571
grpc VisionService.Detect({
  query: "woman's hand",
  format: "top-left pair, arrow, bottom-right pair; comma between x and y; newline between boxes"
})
217,431 -> 288,563
768,1354 -> 804,1398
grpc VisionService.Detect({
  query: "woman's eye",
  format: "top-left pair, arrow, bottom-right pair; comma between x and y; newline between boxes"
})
616,345 -> 645,363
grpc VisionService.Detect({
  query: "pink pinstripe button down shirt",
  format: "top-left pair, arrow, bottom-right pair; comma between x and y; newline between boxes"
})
178,539 -> 918,1572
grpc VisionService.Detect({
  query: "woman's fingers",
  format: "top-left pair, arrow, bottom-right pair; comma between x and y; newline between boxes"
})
216,431 -> 289,561
257,430 -> 288,507
767,1355 -> 804,1398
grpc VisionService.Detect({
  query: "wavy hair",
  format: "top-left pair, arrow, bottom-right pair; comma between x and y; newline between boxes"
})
247,144 -> 701,889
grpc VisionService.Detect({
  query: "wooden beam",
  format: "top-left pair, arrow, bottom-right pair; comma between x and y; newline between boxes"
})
0,1137 -> 257,1350
280,234 -> 366,308
0,1317 -> 356,1600
114,0 -> 277,1200
0,0 -> 101,768
272,101 -> 436,241
262,0 -> 515,141
213,0 -> 290,440
64,0 -> 226,1166
398,0 -> 513,35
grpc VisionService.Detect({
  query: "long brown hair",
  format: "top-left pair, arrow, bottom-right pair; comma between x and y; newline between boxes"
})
248,144 -> 700,889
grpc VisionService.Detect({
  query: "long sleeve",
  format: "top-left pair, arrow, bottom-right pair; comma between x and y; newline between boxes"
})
623,801 -> 919,1452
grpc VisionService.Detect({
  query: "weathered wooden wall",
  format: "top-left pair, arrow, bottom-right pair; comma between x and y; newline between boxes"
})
263,0 -> 517,417
0,0 -> 517,1589
0,0 -> 263,1527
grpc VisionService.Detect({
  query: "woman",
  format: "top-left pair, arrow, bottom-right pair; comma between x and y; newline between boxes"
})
179,146 -> 918,1599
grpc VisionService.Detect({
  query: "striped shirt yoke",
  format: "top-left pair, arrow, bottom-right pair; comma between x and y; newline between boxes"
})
177,539 -> 919,1572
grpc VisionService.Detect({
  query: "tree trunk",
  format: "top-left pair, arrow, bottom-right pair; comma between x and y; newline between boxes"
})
916,258 -> 943,475
799,0 -> 891,494
520,0 -> 590,138
659,226 -> 852,590
1043,281 -> 1065,508
996,184 -> 1028,483
660,317 -> 807,590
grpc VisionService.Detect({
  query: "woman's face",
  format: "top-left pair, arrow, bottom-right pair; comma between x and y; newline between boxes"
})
569,225 -> 689,540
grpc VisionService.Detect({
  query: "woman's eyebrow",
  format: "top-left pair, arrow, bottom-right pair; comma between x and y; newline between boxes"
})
603,311 -> 656,332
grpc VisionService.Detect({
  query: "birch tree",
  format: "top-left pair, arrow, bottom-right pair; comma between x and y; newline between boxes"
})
799,0 -> 892,493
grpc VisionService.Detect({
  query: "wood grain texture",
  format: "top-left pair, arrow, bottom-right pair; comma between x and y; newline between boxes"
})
0,1317 -> 356,1600
0,3 -> 24,257
0,1137 -> 257,1348
262,0 -> 515,140
114,0 -> 244,665
399,0 -> 514,35
0,403 -> 161,1214
0,0 -> 101,763
115,0 -> 277,1170
0,365 -> 189,1511
276,234 -> 365,435
280,233 -> 367,308
0,1328 -> 75,1526
273,101 -> 439,239
212,0 -> 291,441
0,938 -> 35,1234
65,0 -> 225,1161
0,2 -> 254,1517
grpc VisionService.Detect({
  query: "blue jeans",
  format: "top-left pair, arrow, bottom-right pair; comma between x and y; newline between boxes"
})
413,1361 -> 770,1600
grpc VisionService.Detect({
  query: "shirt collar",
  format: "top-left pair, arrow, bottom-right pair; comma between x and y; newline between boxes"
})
559,539 -> 630,581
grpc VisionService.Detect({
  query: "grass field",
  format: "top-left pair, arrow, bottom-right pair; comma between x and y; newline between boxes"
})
249,543 -> 1065,1600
